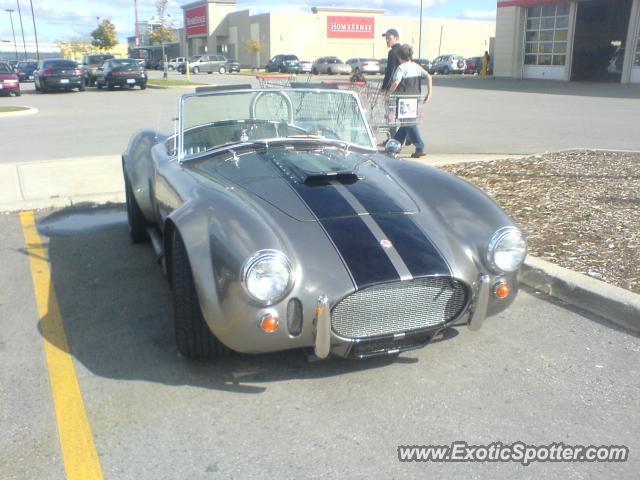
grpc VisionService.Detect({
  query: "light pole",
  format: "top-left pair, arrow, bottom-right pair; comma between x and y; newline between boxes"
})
15,0 -> 27,59
28,0 -> 39,60
418,0 -> 423,59
5,9 -> 19,61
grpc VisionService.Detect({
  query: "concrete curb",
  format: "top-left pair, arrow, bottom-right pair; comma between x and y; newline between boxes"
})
0,106 -> 38,117
521,256 -> 640,333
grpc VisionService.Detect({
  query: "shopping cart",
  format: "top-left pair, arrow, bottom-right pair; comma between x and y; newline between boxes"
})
255,74 -> 297,88
319,80 -> 425,142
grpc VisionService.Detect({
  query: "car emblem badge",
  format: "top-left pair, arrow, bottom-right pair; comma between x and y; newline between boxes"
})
380,239 -> 393,249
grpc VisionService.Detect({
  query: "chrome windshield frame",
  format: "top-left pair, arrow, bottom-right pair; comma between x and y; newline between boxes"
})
177,87 -> 377,163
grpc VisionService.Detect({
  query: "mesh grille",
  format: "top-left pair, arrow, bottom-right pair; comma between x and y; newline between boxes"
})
331,277 -> 468,339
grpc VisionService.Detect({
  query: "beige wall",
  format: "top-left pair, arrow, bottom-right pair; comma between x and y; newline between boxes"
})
494,6 -> 523,78
215,7 -> 495,67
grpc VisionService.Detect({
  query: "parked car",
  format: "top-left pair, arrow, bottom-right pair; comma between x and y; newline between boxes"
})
16,60 -> 38,82
227,58 -> 240,73
0,61 -> 20,96
429,55 -> 466,74
345,58 -> 380,75
167,57 -> 186,71
81,53 -> 115,86
416,58 -> 432,72
179,55 -> 231,74
266,54 -> 300,73
465,56 -> 483,74
379,58 -> 387,74
312,57 -> 351,75
122,85 -> 526,359
34,58 -> 84,93
298,60 -> 312,73
95,58 -> 147,90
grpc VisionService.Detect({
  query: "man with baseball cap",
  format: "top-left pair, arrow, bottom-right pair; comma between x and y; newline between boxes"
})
381,28 -> 401,91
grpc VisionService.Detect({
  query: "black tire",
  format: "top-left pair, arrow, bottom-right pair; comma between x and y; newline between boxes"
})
78,83 -> 85,92
443,66 -> 450,75
124,172 -> 147,243
219,66 -> 226,74
192,66 -> 199,74
140,82 -> 146,90
172,230 -> 229,358
96,81 -> 103,89
107,81 -> 114,90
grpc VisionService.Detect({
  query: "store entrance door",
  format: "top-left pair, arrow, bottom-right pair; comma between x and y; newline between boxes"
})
571,0 -> 633,81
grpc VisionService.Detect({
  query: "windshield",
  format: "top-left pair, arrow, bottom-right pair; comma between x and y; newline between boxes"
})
87,55 -> 113,64
179,89 -> 374,160
45,60 -> 77,69
283,55 -> 299,61
327,58 -> 342,64
112,59 -> 139,67
0,63 -> 12,74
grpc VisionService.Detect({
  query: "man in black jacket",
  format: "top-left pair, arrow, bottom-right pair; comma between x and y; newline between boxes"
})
381,28 -> 402,91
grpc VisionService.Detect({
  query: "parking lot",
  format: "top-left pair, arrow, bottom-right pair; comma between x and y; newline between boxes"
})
1,73 -> 640,479
2,71 -> 640,164
1,206 -> 639,479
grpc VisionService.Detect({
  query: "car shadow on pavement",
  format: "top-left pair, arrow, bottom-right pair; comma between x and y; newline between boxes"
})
34,205 -> 460,394
434,76 -> 640,99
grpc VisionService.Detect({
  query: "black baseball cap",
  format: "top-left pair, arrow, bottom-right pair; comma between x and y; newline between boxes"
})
382,28 -> 399,37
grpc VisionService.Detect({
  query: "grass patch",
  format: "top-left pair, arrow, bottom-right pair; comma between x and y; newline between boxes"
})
147,79 -> 206,87
0,106 -> 29,113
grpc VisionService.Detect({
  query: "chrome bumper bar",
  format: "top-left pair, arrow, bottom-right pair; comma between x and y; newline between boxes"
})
469,274 -> 490,331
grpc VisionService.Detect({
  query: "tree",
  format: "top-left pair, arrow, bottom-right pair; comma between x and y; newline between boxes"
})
149,0 -> 175,78
91,19 -> 117,51
245,39 -> 261,70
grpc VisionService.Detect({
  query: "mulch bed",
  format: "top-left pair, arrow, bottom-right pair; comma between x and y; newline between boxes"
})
440,150 -> 640,294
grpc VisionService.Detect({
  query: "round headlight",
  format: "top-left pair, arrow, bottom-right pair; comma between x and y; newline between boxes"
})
487,227 -> 527,273
241,250 -> 294,305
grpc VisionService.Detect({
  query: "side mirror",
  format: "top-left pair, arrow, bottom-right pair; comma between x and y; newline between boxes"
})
384,139 -> 402,156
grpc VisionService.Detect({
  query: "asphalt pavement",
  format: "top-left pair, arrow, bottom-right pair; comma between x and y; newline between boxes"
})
2,71 -> 640,164
0,206 -> 638,479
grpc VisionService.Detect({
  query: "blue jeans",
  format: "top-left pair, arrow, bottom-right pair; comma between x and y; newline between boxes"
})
394,125 -> 425,152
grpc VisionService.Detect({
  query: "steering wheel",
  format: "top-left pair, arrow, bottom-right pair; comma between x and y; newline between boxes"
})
312,126 -> 341,140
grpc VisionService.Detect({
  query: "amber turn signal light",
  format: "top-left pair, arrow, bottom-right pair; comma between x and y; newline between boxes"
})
260,313 -> 279,333
494,282 -> 511,299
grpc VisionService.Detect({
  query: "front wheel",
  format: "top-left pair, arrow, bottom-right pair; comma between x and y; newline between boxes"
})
172,230 -> 229,358
124,172 -> 147,243
219,66 -> 226,74
78,83 -> 85,92
192,66 -> 199,74
140,82 -> 146,90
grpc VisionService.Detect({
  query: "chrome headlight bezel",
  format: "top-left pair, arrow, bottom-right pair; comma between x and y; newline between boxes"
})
486,227 -> 527,273
241,249 -> 294,306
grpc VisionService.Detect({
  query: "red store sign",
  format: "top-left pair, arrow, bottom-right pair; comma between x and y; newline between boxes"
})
327,16 -> 375,39
185,5 -> 207,37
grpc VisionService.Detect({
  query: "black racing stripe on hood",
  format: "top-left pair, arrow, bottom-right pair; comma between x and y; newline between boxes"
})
291,181 -> 358,219
319,217 -> 400,288
373,214 -> 451,278
341,177 -> 407,214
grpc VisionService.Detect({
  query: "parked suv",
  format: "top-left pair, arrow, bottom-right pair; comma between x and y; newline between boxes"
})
266,54 -> 300,73
429,55 -> 466,74
81,53 -> 114,86
180,55 -> 230,74
167,57 -> 186,70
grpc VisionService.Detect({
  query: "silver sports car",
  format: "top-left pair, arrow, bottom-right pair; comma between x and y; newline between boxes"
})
122,85 -> 526,360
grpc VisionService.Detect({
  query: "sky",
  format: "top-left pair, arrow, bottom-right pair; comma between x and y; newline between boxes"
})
0,0 -> 497,46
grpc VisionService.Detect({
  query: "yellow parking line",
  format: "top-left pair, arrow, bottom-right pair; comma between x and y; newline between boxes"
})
19,211 -> 104,480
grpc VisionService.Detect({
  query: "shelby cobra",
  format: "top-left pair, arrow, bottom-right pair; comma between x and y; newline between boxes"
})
122,85 -> 526,359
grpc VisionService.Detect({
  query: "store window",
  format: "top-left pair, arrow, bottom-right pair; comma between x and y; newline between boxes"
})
524,3 -> 570,66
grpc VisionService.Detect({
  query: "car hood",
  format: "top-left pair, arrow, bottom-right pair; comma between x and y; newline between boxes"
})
198,146 -> 419,222
0,73 -> 17,80
192,146 -> 452,287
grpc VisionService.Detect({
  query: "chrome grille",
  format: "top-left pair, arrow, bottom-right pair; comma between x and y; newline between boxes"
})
331,277 -> 468,339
